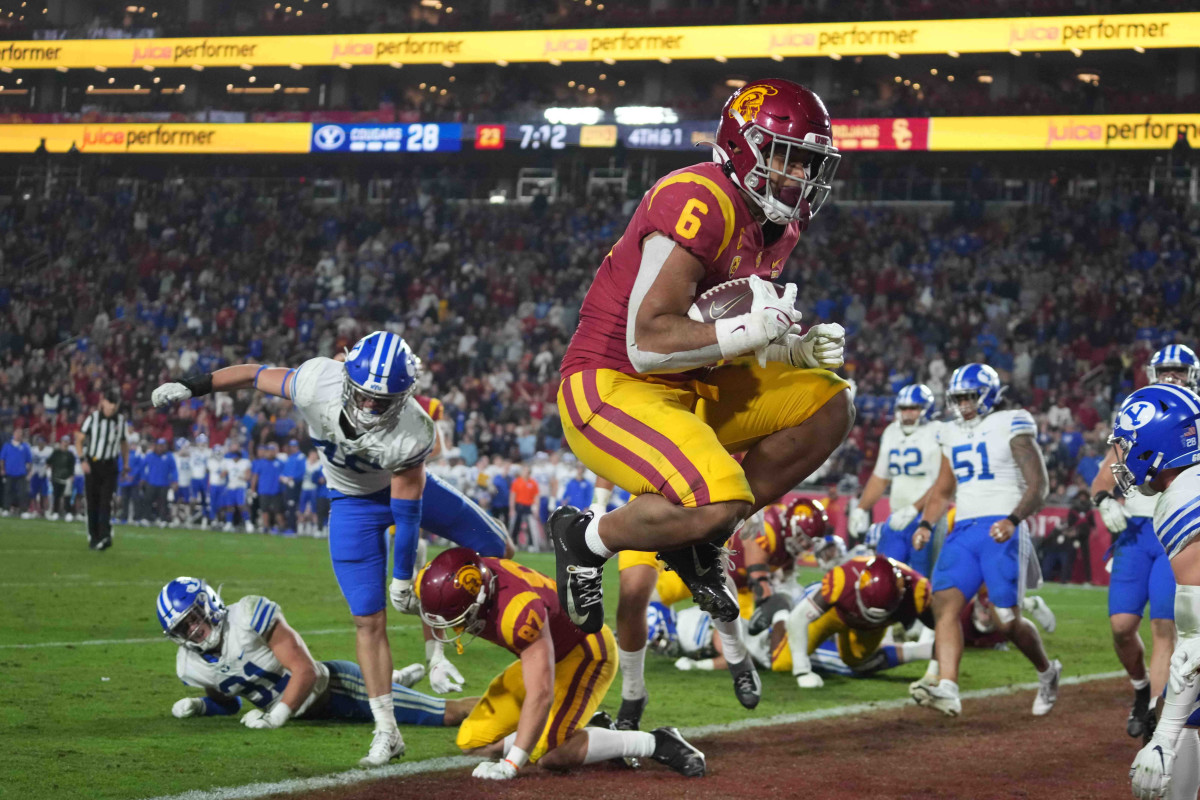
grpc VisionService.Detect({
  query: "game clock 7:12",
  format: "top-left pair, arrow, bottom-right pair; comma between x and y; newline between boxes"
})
518,124 -> 567,150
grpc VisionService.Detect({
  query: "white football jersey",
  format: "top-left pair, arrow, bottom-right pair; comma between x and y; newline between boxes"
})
301,460 -> 322,491
207,456 -> 227,487
176,595 -> 329,715
189,447 -> 209,479
674,606 -> 715,657
31,445 -> 51,478
1154,464 -> 1200,559
872,421 -> 944,510
224,456 -> 251,490
531,464 -> 555,498
938,409 -> 1038,521
175,453 -> 191,484
290,357 -> 435,496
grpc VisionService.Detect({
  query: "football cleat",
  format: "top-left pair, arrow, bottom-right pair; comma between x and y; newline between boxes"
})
1031,659 -> 1062,716
616,695 -> 649,731
1025,596 -> 1057,634
911,680 -> 961,717
1127,685 -> 1151,739
657,542 -> 739,623
589,711 -> 640,769
728,658 -> 762,709
1143,705 -> 1158,745
392,663 -> 426,689
549,506 -> 607,634
358,727 -> 404,767
650,727 -> 706,778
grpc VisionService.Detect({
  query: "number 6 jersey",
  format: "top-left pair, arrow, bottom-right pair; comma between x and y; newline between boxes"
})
937,409 -> 1038,521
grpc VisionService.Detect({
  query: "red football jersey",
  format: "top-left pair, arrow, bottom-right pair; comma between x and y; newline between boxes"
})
728,505 -> 795,590
476,558 -> 592,660
821,557 -> 932,631
415,395 -> 444,422
560,161 -> 803,380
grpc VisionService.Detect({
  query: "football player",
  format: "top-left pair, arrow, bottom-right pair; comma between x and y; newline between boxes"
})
848,384 -> 944,576
29,433 -> 51,518
151,331 -> 514,767
1111,385 -> 1200,800
158,577 -> 473,754
418,548 -> 706,780
188,433 -> 210,528
1092,344 -> 1195,739
908,364 -> 1059,718
551,79 -> 853,717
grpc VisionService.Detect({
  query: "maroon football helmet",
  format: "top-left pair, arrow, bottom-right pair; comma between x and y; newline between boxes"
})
417,547 -> 495,646
714,78 -> 840,224
782,498 -> 829,556
848,556 -> 907,625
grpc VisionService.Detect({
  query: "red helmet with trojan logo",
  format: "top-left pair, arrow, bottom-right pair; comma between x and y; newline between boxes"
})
418,547 -> 495,646
837,556 -> 906,626
714,78 -> 840,225
782,497 -> 829,555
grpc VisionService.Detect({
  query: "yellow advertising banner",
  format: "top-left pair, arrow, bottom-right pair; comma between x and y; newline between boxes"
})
0,13 -> 1196,70
0,122 -> 312,153
929,114 -> 1200,151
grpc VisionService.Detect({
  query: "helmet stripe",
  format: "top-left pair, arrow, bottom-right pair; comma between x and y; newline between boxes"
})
380,334 -> 402,381
1158,383 -> 1200,414
367,332 -> 387,377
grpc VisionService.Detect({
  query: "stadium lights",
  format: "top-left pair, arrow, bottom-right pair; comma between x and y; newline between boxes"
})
770,54 -> 783,62
829,53 -> 841,60
289,62 -> 302,69
617,80 -> 625,86
153,76 -> 160,83
142,65 -> 154,71
603,57 -> 615,65
549,58 -> 562,66
1077,72 -> 1099,84
338,62 -> 352,69
947,50 -> 960,58
947,75 -> 955,82
977,73 -> 993,84
615,106 -> 679,125
489,191 -> 506,204
725,78 -> 746,88
191,64 -> 204,71
544,107 -> 603,125
55,66 -> 68,72
1009,48 -> 1021,56
930,68 -> 938,75
240,64 -> 253,70
108,76 -> 115,83
0,67 -> 10,73
714,55 -> 726,63
660,56 -> 672,63
887,51 -> 900,59
1134,45 -> 1145,53
95,65 -> 107,72
390,61 -> 402,68
1071,47 -> 1083,56
442,60 -> 454,67
496,59 -> 508,66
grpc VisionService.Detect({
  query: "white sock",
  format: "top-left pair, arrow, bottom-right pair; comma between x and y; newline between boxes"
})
584,513 -> 615,560
938,678 -> 959,695
368,694 -> 397,732
619,645 -> 647,700
592,486 -> 612,511
1131,676 -> 1150,691
582,728 -> 656,764
925,659 -> 940,679
1038,663 -> 1057,682
1170,729 -> 1200,800
901,641 -> 934,662
714,615 -> 748,665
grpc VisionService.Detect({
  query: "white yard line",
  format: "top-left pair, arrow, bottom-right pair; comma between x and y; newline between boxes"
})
0,625 -> 414,650
138,669 -> 1128,800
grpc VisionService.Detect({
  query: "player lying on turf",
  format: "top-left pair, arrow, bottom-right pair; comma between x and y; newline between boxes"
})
1109,384 -> 1200,800
417,548 -> 706,780
157,577 -> 475,750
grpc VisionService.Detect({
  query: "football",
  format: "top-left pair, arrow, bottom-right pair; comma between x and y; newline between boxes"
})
687,277 -> 790,323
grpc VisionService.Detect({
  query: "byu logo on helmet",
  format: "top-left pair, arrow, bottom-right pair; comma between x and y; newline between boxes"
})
1109,384 -> 1200,496
1120,400 -> 1157,431
947,363 -> 1002,421
313,125 -> 347,151
341,331 -> 419,433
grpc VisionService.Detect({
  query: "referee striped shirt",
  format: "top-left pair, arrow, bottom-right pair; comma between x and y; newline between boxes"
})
80,410 -> 129,461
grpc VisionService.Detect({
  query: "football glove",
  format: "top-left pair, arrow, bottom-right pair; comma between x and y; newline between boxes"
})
1170,637 -> 1200,694
389,578 -> 419,615
748,592 -> 793,636
152,382 -> 192,408
1097,496 -> 1129,534
887,504 -> 920,531
473,759 -> 519,780
429,656 -> 465,694
171,697 -> 205,718
241,703 -> 291,730
1130,738 -> 1176,800
796,671 -> 825,689
747,276 -> 801,367
847,507 -> 871,537
790,323 -> 846,370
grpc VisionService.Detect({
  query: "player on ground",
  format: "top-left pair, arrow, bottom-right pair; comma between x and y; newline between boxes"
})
157,577 -> 474,751
1113,385 -> 1200,800
417,548 -> 706,780
908,363 -> 1060,717
848,384 -> 943,576
551,79 -> 853,715
1093,344 -> 1195,739
151,331 -> 513,766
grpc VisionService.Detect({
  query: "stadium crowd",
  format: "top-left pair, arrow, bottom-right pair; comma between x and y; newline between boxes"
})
0,178 -> 1195,520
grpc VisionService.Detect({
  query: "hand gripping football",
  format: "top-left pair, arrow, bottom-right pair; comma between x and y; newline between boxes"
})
687,277 -> 791,323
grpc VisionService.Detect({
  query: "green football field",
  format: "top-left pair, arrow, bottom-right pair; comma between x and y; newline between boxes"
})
0,520 -> 1136,800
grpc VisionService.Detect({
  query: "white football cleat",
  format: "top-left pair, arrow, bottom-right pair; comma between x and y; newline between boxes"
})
910,679 -> 961,717
1032,659 -> 1062,716
392,663 -> 426,688
1024,596 -> 1057,634
359,727 -> 404,767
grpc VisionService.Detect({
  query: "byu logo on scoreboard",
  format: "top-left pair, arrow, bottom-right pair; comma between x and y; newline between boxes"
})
1120,400 -> 1157,431
313,125 -> 347,151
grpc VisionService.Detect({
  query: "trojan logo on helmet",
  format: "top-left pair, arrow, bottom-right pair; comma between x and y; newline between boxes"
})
728,84 -> 778,124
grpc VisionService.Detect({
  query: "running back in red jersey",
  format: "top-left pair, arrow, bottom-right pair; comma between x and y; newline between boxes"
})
688,277 -> 791,324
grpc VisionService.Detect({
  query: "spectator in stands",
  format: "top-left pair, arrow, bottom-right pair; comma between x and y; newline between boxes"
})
48,435 -> 76,520
561,465 -> 593,511
509,464 -> 541,551
251,442 -> 286,534
140,437 -> 177,527
1042,518 -> 1078,584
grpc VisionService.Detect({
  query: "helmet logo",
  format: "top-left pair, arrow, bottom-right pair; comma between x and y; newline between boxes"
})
456,564 -> 483,596
729,85 -> 778,124
1120,400 -> 1157,431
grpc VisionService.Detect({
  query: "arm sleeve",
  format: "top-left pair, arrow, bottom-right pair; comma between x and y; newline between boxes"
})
391,497 -> 422,580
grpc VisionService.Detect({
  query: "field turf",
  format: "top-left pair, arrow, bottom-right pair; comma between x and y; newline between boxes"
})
0,520 -> 1135,799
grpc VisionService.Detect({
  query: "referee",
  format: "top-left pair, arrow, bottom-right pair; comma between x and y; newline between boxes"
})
75,388 -> 130,551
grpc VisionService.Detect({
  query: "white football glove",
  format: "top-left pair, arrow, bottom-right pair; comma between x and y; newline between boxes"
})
429,656 -> 465,694
240,709 -> 281,730
393,663 -> 426,688
675,657 -> 697,671
795,671 -> 824,689
747,276 -> 800,367
1131,738 -> 1176,800
847,507 -> 871,537
887,504 -> 920,531
1169,638 -> 1200,694
152,382 -> 192,408
389,578 -> 419,615
790,323 -> 846,370
472,759 -> 519,780
1097,496 -> 1129,534
171,697 -> 205,719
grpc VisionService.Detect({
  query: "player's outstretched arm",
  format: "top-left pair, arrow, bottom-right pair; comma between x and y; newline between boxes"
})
473,632 -> 555,780
913,456 -> 955,550
240,614 -> 319,731
172,688 -> 242,719
151,364 -> 294,408
784,591 -> 827,689
990,434 -> 1049,544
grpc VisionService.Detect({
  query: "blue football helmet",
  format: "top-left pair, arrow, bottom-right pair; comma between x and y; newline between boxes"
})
1109,384 -> 1200,497
645,601 -> 679,656
1148,344 -> 1200,390
157,577 -> 226,653
195,433 -> 209,446
175,438 -> 188,451
947,363 -> 1003,421
895,383 -> 936,432
342,331 -> 419,433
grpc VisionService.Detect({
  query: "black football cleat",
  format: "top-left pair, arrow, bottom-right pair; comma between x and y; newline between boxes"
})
1127,685 -> 1150,739
549,505 -> 607,634
589,710 -> 640,769
616,695 -> 649,731
651,727 -> 706,778
657,542 -> 739,623
1143,705 -> 1158,746
728,658 -> 762,710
